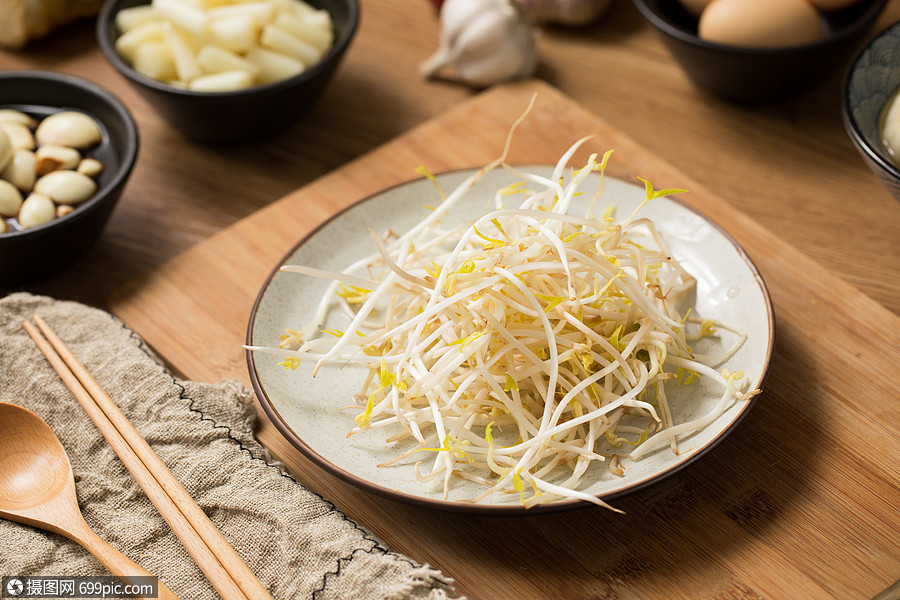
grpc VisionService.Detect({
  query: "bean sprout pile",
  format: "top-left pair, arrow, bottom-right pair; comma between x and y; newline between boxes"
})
247,135 -> 758,510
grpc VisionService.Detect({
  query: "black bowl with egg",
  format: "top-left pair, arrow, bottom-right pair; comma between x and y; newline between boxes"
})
97,0 -> 359,145
632,0 -> 888,102
0,71 -> 139,285
842,21 -> 900,202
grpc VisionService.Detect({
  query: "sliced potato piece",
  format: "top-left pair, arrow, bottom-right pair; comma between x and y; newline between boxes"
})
272,0 -> 316,18
273,11 -> 332,53
115,5 -> 161,32
193,0 -> 235,8
163,22 -> 201,83
260,24 -> 320,65
152,0 -> 208,38
114,0 -> 334,89
245,46 -> 304,84
188,69 -> 255,92
115,20 -> 165,62
133,41 -> 179,81
207,1 -> 276,26
207,14 -> 259,54
197,44 -> 261,77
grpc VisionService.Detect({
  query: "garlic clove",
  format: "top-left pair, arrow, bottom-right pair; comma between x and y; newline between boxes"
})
35,145 -> 82,175
0,127 -> 13,173
0,109 -> 36,128
77,158 -> 105,178
1,149 -> 37,192
35,111 -> 103,149
18,193 -> 56,229
0,179 -> 23,217
0,122 -> 36,150
56,204 -> 76,219
33,170 -> 98,205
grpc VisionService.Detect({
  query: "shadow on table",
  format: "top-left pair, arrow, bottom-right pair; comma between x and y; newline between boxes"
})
341,326 -> 822,599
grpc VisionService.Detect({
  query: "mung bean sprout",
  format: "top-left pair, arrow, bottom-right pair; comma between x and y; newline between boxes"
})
247,130 -> 759,510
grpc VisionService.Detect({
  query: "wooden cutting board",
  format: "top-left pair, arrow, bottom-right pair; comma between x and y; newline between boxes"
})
111,79 -> 900,600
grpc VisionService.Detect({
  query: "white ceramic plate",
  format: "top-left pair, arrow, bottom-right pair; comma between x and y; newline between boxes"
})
246,167 -> 775,514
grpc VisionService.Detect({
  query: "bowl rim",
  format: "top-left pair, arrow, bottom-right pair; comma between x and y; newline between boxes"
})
632,0 -> 889,55
97,0 -> 360,99
841,20 -> 900,181
0,70 -> 139,240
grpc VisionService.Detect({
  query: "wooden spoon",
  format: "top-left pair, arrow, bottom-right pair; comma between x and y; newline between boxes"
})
0,402 -> 178,600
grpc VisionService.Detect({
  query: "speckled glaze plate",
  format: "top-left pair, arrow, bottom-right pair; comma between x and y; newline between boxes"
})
246,167 -> 775,514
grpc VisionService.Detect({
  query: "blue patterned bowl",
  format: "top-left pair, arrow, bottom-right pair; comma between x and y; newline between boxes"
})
843,21 -> 900,202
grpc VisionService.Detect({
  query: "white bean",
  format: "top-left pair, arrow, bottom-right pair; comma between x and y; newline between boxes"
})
35,145 -> 81,175
18,193 -> 55,228
35,111 -> 102,149
77,158 -> 105,178
0,122 -> 36,150
0,128 -> 12,172
34,170 -> 98,205
1,149 -> 36,192
0,179 -> 23,217
0,109 -> 36,127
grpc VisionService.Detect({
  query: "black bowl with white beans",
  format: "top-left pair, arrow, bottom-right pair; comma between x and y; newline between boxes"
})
0,71 -> 139,284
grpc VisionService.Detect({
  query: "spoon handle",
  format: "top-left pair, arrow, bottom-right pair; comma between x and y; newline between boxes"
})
62,518 -> 180,600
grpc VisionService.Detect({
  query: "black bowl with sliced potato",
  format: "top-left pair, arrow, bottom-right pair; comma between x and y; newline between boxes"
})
97,0 -> 360,144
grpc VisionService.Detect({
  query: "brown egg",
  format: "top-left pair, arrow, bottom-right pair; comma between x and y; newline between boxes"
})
699,0 -> 825,48
807,0 -> 863,10
678,0 -> 714,19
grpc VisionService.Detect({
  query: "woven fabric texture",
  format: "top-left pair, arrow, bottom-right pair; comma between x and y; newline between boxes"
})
0,292 -> 459,600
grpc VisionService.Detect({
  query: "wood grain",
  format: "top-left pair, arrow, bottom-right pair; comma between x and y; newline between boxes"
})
110,80 -> 900,600
0,0 -> 897,315
0,0 -> 897,597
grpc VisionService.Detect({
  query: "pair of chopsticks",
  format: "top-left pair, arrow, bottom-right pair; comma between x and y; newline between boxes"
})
24,316 -> 274,600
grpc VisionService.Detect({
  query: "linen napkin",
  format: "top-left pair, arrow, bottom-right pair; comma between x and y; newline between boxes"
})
0,292 -> 460,600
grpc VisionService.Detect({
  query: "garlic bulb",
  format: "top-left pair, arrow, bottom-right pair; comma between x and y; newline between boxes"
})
420,0 -> 538,88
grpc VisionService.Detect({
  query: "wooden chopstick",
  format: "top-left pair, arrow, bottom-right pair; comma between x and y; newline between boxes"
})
24,316 -> 274,600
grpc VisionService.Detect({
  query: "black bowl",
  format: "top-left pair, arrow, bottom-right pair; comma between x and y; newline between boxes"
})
842,21 -> 900,201
97,0 -> 359,145
0,71 -> 139,284
632,0 -> 888,102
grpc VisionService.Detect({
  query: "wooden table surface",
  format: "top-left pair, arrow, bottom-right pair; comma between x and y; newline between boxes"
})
2,1 -> 899,599
1,0 -> 898,314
